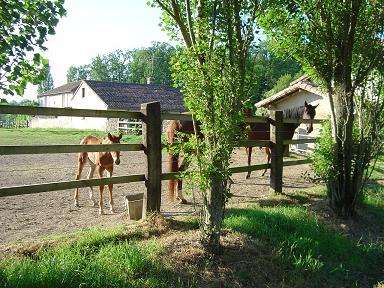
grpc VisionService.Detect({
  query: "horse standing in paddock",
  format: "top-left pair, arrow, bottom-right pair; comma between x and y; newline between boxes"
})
74,132 -> 122,214
245,101 -> 318,179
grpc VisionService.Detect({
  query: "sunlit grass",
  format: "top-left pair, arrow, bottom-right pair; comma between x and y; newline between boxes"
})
0,227 -> 193,288
0,128 -> 141,145
224,203 -> 384,286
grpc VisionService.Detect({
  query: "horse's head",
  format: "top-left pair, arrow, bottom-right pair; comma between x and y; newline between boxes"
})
106,132 -> 123,165
302,101 -> 318,133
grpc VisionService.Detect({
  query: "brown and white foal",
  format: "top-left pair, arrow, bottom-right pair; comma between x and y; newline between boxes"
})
74,133 -> 122,214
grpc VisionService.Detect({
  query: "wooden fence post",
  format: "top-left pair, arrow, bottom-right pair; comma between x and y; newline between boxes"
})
270,110 -> 283,193
141,102 -> 162,217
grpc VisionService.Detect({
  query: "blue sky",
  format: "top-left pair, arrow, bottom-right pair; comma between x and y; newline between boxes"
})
6,0 -> 171,101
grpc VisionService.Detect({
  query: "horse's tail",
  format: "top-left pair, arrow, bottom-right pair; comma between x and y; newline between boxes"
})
168,153 -> 179,202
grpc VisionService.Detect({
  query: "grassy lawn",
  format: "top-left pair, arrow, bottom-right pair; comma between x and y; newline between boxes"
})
225,203 -> 384,287
0,128 -> 141,145
1,191 -> 383,288
0,226 -> 192,288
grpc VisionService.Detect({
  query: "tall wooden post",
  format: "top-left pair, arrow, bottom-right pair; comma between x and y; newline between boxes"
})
270,110 -> 283,193
141,101 -> 162,217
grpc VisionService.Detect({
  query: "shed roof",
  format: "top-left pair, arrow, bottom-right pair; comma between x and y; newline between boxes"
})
255,76 -> 327,108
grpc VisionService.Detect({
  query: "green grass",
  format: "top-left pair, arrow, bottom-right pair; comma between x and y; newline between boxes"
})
370,153 -> 384,180
361,184 -> 384,224
1,202 -> 383,287
0,128 -> 141,145
224,203 -> 384,287
0,227 -> 193,288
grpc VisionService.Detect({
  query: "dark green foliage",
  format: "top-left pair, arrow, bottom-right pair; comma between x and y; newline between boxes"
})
37,64 -> 54,94
264,73 -> 302,98
66,65 -> 91,83
66,42 -> 176,85
0,0 -> 66,96
245,43 -> 301,103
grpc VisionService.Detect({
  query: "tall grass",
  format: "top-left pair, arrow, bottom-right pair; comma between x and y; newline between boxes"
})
0,227 -> 192,288
224,204 -> 384,287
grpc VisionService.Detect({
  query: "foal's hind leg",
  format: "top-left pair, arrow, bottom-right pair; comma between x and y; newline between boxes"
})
87,163 -> 96,206
74,153 -> 87,207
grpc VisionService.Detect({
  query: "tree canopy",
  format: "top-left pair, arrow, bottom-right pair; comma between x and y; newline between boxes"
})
0,0 -> 66,96
259,0 -> 384,216
66,42 -> 176,86
245,42 -> 301,103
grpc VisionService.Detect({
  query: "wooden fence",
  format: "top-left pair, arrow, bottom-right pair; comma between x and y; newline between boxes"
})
0,102 -> 323,217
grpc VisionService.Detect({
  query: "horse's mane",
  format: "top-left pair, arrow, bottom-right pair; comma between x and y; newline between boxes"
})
282,105 -> 305,119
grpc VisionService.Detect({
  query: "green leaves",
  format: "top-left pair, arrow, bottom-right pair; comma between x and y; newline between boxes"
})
66,43 -> 176,85
154,1 -> 259,198
0,0 -> 66,96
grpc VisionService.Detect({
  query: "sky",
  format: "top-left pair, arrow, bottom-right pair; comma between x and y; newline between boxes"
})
5,0 -> 171,101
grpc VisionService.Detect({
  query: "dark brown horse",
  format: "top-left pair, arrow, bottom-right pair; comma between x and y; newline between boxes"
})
245,101 -> 318,178
166,101 -> 318,203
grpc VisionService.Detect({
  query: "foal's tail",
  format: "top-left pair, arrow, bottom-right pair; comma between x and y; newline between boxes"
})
168,153 -> 179,202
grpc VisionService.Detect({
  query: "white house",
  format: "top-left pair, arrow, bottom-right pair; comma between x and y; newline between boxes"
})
31,80 -> 187,131
255,75 -> 330,152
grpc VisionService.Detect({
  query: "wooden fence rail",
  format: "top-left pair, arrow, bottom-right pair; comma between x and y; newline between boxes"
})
0,103 -> 323,216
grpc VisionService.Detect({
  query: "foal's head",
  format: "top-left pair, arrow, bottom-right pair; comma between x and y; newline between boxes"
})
302,101 -> 318,133
104,133 -> 123,165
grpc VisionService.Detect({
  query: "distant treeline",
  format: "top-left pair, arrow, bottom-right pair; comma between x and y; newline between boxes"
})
66,41 -> 301,105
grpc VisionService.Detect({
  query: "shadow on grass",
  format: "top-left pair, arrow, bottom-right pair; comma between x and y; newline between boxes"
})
224,206 -> 384,287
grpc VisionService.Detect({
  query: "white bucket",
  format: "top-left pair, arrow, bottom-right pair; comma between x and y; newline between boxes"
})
124,193 -> 144,220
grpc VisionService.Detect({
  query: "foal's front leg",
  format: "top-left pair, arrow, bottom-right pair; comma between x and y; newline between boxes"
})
74,153 -> 86,207
98,166 -> 106,215
87,164 -> 96,206
106,167 -> 114,213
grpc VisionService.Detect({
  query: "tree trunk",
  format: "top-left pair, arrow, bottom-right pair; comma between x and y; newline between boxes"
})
329,82 -> 356,217
200,173 -> 226,254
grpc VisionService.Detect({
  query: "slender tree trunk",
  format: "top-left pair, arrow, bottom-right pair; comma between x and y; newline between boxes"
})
329,80 -> 356,217
201,170 -> 226,254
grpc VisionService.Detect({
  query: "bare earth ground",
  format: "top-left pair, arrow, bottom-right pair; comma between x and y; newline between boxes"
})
0,148 -> 313,244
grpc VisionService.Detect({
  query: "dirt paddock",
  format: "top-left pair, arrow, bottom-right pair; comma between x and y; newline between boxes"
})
0,148 -> 314,244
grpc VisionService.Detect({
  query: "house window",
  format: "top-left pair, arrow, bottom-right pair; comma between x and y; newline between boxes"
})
82,88 -> 85,98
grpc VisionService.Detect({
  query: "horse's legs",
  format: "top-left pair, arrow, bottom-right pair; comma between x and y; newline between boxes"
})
261,147 -> 271,176
98,166 -> 106,215
74,152 -> 87,207
246,147 -> 252,179
87,163 -> 96,206
168,153 -> 179,203
176,157 -> 189,204
106,166 -> 114,213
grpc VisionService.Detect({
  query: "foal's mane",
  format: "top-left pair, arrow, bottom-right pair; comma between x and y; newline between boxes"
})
283,105 -> 305,119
